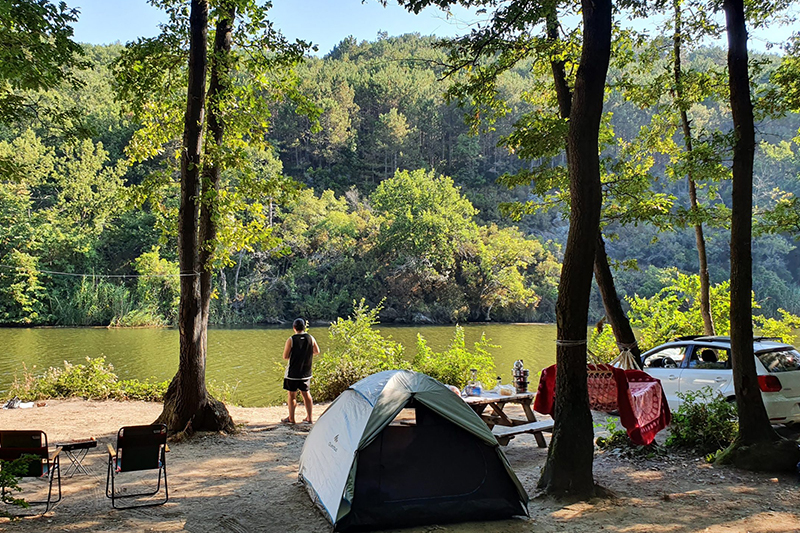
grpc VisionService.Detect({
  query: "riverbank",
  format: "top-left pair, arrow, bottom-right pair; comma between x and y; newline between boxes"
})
2,399 -> 800,532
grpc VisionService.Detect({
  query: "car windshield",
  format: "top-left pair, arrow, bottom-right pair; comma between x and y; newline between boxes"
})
757,349 -> 800,373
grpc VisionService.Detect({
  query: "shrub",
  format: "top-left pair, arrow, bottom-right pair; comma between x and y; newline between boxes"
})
595,418 -> 664,458
412,326 -> 496,389
7,357 -> 169,402
208,379 -> 242,406
0,456 -> 31,518
313,300 -> 410,401
117,378 -> 169,402
666,387 -> 738,455
109,307 -> 169,328
627,270 -> 732,350
588,324 -> 618,364
753,308 -> 800,345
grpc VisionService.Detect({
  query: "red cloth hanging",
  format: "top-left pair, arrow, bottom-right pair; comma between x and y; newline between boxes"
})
533,364 -> 671,446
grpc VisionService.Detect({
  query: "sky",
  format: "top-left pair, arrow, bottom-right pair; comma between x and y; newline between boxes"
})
70,0 -> 480,55
69,0 -> 793,54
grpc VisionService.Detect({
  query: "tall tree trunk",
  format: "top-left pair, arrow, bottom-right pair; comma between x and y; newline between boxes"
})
723,0 -> 774,445
547,11 -> 640,369
593,232 -> 642,366
538,0 -> 611,498
673,0 -> 715,335
156,0 -> 233,434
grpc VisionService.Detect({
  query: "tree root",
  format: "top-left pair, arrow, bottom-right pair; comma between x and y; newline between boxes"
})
715,437 -> 800,472
534,483 -> 616,503
155,394 -> 236,436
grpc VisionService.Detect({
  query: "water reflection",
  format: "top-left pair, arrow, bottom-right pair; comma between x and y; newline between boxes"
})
0,324 -> 557,406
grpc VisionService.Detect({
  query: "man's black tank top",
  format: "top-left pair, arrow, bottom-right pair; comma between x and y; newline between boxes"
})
286,333 -> 314,379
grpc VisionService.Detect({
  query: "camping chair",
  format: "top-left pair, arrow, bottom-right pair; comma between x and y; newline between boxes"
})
0,430 -> 62,515
105,424 -> 169,509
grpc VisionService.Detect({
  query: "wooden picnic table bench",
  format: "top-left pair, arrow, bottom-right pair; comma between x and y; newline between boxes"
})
463,392 -> 553,447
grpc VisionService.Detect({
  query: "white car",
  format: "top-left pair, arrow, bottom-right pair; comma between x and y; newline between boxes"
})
642,335 -> 800,425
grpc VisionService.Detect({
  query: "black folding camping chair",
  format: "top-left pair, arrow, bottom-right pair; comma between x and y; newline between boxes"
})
105,424 -> 169,509
0,430 -> 62,515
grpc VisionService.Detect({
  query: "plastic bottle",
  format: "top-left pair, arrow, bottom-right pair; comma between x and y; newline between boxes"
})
465,368 -> 483,396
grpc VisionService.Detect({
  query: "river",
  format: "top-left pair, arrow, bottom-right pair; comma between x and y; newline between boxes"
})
0,324 -> 558,406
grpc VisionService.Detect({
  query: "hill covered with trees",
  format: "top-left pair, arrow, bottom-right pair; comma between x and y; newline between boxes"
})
0,34 -> 798,327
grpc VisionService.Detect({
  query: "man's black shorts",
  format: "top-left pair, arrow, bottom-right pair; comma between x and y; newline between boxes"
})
283,378 -> 311,392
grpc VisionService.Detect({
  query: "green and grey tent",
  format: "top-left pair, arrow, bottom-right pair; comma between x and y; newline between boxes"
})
298,370 -> 529,532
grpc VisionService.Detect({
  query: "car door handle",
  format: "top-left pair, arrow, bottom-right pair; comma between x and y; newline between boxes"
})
715,377 -> 726,382
669,375 -> 678,380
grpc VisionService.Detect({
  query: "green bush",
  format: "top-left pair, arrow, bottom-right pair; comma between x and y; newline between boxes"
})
312,302 -> 500,401
0,456 -> 32,518
208,378 -> 242,407
313,300 -> 410,401
412,326 -> 496,389
666,387 -> 738,455
109,307 -> 169,328
7,357 -> 169,402
753,308 -> 800,345
594,418 -> 664,458
117,378 -> 169,402
588,325 -> 619,364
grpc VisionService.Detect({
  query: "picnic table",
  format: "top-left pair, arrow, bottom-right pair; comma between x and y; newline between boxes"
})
464,392 -> 553,447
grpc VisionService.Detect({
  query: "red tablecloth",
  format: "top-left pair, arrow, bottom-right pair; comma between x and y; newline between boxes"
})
533,364 -> 671,446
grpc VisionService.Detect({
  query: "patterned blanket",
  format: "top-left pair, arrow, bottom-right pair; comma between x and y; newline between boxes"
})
533,364 -> 671,446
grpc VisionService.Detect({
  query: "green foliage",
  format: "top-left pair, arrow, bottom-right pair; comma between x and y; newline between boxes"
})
113,0 -> 315,271
109,308 -> 168,328
666,387 -> 739,455
457,224 -> 554,322
588,325 -> 619,364
372,169 -> 477,271
0,0 -> 87,125
314,302 -> 501,401
0,456 -> 31,518
130,246 -> 179,325
207,378 -> 242,407
313,300 -> 410,401
627,269 -> 733,349
1,34 -> 800,328
595,418 -> 664,458
412,326 -> 497,388
7,357 -> 168,402
628,269 -> 800,351
753,308 -> 800,344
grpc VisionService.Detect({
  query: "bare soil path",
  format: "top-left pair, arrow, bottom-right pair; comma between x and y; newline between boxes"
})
2,399 -> 799,533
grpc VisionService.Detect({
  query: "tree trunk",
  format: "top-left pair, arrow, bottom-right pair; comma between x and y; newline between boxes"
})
723,0 -> 775,446
548,11 -> 640,369
538,0 -> 611,498
673,0 -> 715,336
156,0 -> 234,435
593,232 -> 642,366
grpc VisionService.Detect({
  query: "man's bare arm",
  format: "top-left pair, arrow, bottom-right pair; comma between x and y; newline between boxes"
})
282,338 -> 292,360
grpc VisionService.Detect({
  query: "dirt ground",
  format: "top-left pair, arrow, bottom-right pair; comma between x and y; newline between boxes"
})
2,399 -> 800,533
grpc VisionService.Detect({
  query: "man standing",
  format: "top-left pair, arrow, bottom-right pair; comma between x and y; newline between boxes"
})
282,318 -> 320,424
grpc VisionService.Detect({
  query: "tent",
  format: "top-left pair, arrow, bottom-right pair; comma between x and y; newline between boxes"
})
298,370 -> 529,532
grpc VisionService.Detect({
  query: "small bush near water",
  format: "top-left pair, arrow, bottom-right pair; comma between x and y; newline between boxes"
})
413,327 -> 496,389
7,357 -> 168,402
666,387 -> 738,456
312,300 -> 410,402
312,300 -> 497,402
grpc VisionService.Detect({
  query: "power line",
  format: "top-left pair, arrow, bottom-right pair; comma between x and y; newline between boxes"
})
0,264 -> 198,279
